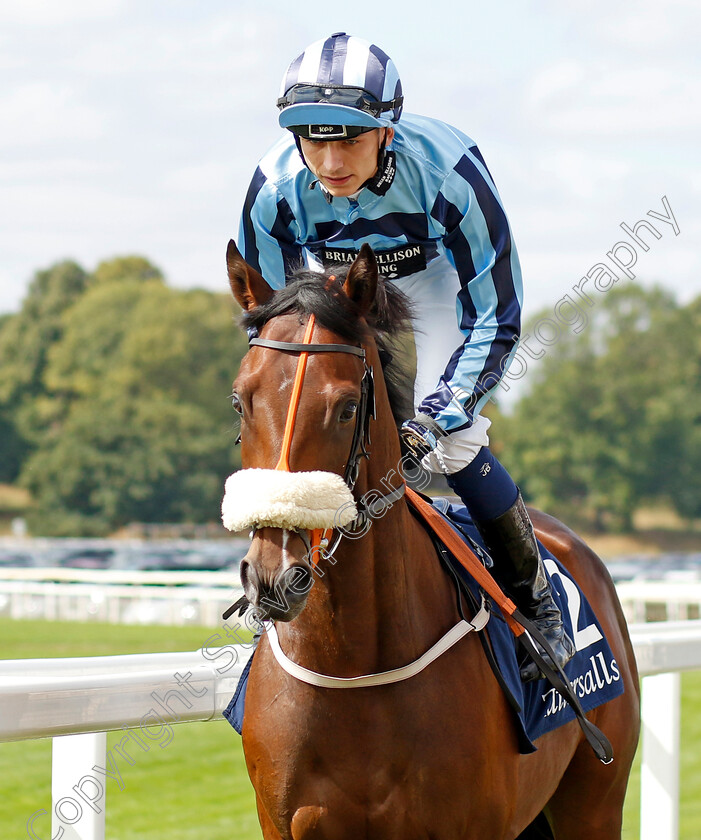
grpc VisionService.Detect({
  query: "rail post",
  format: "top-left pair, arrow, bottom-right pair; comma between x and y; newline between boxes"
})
640,672 -> 681,840
51,733 -> 107,840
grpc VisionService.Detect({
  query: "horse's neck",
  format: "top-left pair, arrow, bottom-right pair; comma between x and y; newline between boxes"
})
277,413 -> 457,674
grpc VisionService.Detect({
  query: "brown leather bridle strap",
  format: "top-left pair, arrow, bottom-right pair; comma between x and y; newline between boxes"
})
405,489 -> 616,763
249,337 -> 366,357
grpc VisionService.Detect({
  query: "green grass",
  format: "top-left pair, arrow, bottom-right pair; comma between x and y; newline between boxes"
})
2,618 -> 700,838
622,671 -> 701,839
0,618 -> 260,840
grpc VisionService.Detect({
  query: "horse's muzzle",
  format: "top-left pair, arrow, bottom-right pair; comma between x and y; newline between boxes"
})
239,530 -> 314,621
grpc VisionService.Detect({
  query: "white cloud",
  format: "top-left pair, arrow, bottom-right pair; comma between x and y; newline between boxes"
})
525,63 -> 701,136
163,161 -> 238,194
0,158 -> 111,182
639,247 -> 700,301
0,0 -> 123,25
530,150 -> 632,201
542,0 -> 700,53
527,62 -> 587,107
66,10 -> 289,80
601,1 -> 700,52
0,83 -> 106,148
0,266 -> 26,315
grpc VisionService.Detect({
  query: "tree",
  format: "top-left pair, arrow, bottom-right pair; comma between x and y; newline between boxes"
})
644,297 -> 701,521
42,277 -> 246,432
44,277 -> 166,401
498,283 -> 697,530
0,409 -> 25,483
0,260 -> 89,405
0,261 -> 89,481
18,264 -> 247,535
21,396 -> 237,536
91,255 -> 164,287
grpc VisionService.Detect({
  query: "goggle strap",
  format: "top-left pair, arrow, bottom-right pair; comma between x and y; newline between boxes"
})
277,91 -> 403,116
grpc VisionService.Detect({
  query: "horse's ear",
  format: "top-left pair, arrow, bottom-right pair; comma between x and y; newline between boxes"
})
343,243 -> 378,315
226,240 -> 274,311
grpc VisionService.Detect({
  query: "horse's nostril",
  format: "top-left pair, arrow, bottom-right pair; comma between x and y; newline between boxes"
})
284,563 -> 314,597
240,560 -> 252,592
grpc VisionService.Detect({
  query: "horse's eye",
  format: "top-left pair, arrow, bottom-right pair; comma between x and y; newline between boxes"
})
339,400 -> 358,423
231,392 -> 243,416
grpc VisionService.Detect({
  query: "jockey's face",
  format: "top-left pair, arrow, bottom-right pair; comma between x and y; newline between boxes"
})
300,127 -> 394,197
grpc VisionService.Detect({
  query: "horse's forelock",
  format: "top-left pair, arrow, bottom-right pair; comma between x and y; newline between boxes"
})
242,266 -> 413,336
240,265 -> 415,426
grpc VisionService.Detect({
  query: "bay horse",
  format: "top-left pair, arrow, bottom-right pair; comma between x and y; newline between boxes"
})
224,241 -> 640,840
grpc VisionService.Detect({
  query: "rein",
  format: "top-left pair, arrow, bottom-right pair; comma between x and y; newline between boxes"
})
271,315 -> 317,472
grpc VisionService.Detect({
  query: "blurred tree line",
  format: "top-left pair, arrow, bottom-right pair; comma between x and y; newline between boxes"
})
0,257 -> 247,535
0,258 -> 698,536
491,283 -> 701,532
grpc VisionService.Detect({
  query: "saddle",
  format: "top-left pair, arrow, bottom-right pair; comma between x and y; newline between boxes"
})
406,489 -> 622,758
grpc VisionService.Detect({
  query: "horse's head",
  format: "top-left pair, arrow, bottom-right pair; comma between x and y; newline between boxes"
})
222,241 -> 412,622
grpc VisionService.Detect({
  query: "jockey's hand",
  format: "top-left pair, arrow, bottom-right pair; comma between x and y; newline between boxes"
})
406,415 -> 493,475
400,414 -> 447,462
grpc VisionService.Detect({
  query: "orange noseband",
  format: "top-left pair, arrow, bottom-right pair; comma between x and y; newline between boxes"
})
275,314 -> 317,472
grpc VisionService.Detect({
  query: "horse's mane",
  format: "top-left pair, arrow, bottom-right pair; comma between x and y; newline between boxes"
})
241,266 -> 416,427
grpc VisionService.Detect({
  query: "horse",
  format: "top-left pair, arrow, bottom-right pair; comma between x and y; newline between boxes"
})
224,240 -> 640,840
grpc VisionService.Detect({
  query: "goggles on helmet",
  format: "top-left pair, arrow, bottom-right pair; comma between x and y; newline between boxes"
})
277,84 -> 403,119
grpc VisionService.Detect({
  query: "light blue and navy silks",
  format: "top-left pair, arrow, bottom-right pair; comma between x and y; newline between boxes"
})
238,114 -> 523,434
224,501 -> 624,750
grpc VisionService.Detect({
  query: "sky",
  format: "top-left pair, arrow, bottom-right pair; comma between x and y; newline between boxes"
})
1,0 -> 699,324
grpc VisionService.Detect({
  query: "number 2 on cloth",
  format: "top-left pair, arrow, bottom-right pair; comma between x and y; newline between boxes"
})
544,558 -> 603,652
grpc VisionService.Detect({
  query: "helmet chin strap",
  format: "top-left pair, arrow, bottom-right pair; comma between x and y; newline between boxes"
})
293,133 -> 307,165
376,130 -> 389,171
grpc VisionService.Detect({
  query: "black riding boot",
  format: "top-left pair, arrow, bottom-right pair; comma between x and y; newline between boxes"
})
476,493 -> 575,682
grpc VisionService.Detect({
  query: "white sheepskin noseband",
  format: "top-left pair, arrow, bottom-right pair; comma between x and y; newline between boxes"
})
221,468 -> 358,533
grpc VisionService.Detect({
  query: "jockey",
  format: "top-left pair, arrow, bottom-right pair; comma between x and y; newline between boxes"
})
237,32 -> 574,681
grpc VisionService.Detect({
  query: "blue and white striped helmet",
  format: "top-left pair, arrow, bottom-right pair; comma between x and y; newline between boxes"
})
277,33 -> 403,135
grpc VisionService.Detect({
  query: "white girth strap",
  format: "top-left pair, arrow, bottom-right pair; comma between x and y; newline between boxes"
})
265,598 -> 490,689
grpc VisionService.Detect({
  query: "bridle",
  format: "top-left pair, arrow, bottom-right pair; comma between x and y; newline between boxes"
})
249,313 -> 373,489
244,311 -> 405,565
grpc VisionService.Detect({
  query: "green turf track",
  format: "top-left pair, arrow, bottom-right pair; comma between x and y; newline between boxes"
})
1,619 -> 699,838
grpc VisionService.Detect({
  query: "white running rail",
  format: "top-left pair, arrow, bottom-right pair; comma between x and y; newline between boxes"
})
3,572 -> 701,626
1,621 -> 700,839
